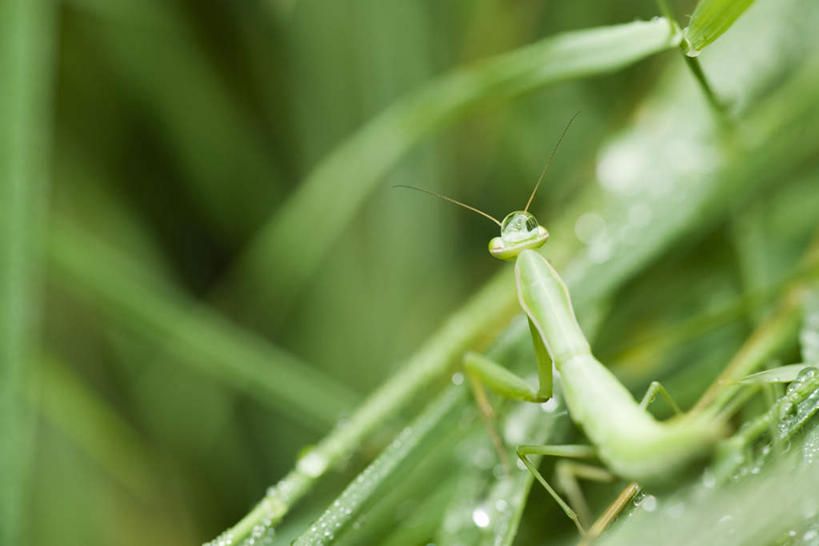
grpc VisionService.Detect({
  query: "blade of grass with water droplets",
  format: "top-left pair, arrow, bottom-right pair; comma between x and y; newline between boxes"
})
290,387 -> 463,546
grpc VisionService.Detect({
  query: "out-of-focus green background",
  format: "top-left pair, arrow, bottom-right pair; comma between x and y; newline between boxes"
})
3,0 -> 819,544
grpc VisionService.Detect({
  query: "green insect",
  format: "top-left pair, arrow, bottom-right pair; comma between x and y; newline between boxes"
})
399,114 -> 726,537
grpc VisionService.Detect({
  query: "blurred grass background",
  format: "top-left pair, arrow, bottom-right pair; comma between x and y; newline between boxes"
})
2,0 -> 819,544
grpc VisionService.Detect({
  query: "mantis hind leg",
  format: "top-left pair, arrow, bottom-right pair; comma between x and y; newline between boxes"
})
516,444 -> 611,535
639,380 -> 683,415
585,380 -> 683,540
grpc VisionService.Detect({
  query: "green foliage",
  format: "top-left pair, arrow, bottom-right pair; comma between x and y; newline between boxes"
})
0,0 -> 54,543
685,0 -> 757,55
3,0 -> 819,545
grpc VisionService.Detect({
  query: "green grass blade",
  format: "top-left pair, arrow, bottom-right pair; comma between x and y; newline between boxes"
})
684,0 -> 756,56
801,290 -> 819,364
31,354 -> 157,499
49,224 -> 359,429
0,0 -> 54,542
226,18 -> 681,316
290,387 -> 464,546
68,0 -> 283,240
738,363 -> 814,385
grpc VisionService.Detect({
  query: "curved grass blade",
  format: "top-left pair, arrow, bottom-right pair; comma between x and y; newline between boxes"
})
226,18 -> 682,317
30,354 -> 156,500
49,224 -> 359,430
737,363 -> 814,385
801,290 -> 819,364
0,0 -> 54,542
283,387 -> 463,546
684,0 -> 757,56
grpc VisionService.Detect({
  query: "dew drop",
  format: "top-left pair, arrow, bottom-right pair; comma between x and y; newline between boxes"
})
451,372 -> 464,385
472,506 -> 491,528
702,470 -> 716,489
667,502 -> 685,518
540,398 -> 558,413
574,212 -> 606,244
628,203 -> 652,227
798,366 -> 818,381
297,450 -> 328,477
588,239 -> 613,264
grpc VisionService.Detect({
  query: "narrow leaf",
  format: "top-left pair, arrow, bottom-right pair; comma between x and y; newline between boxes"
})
685,0 -> 756,56
800,290 -> 819,364
49,224 -> 359,430
0,0 -> 53,542
737,363 -> 814,385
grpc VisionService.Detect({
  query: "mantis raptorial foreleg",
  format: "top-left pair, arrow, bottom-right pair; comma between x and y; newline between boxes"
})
463,319 -> 553,404
464,317 -> 553,467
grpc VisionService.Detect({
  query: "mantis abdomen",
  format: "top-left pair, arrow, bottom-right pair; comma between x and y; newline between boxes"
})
516,249 -> 723,484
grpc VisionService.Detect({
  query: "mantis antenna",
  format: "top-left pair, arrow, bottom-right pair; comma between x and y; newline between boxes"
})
394,184 -> 502,226
523,111 -> 581,213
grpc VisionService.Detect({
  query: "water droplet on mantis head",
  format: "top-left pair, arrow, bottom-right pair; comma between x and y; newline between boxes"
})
489,211 -> 549,260
451,372 -> 464,385
500,211 -> 539,242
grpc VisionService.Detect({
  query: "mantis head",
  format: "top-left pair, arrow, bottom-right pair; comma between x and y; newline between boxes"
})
489,211 -> 549,261
397,112 -> 577,262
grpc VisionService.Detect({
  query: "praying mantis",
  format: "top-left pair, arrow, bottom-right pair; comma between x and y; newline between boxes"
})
399,115 -> 728,537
